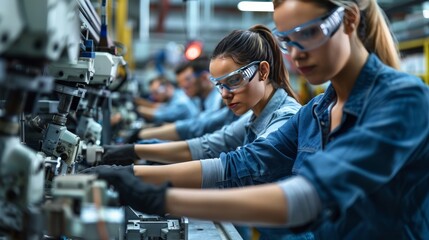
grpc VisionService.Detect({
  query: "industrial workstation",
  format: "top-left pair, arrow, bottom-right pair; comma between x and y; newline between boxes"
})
0,0 -> 428,239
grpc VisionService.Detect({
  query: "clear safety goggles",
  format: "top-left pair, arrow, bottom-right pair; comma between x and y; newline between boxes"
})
209,61 -> 260,93
273,7 -> 345,54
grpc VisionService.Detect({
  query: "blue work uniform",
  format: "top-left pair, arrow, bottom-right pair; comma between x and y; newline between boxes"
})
153,89 -> 199,124
175,87 -> 231,140
176,107 -> 240,140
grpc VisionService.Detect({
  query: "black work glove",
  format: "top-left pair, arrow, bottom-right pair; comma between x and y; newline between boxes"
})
83,165 -> 169,216
102,144 -> 139,165
123,128 -> 142,143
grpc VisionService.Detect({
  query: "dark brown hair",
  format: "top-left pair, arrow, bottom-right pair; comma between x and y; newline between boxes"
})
211,24 -> 299,101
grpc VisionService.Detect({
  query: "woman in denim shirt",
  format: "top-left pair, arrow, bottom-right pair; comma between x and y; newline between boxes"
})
100,25 -> 300,167
85,0 -> 429,239
91,24 -> 301,240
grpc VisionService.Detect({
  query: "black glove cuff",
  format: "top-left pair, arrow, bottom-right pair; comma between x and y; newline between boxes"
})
125,180 -> 171,216
125,128 -> 142,143
122,164 -> 135,175
157,181 -> 172,216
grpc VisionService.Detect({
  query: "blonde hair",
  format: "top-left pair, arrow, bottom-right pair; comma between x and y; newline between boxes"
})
273,0 -> 400,69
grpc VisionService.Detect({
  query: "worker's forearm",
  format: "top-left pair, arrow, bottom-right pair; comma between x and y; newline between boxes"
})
134,98 -> 159,108
134,141 -> 192,163
139,123 -> 180,141
134,161 -> 202,188
165,184 -> 288,225
137,106 -> 156,121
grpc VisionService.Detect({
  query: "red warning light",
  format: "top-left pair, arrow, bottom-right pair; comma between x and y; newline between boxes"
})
185,41 -> 203,61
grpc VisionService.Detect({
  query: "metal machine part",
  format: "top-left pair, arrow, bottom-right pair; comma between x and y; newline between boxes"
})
47,57 -> 95,85
76,88 -> 109,145
123,208 -> 244,240
0,137 -> 45,239
76,89 -> 107,167
77,0 -> 102,44
124,207 -> 188,240
0,0 -> 24,54
91,52 -> 126,86
93,52 -> 126,86
77,115 -> 102,145
41,84 -> 86,178
81,144 -> 104,166
41,124 -> 80,174
44,174 -> 123,240
0,0 -> 80,62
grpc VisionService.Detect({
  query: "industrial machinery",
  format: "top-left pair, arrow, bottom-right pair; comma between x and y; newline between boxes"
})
0,0 -> 80,238
42,35 -> 93,178
0,0 -> 241,239
44,174 -> 123,239
74,0 -> 126,166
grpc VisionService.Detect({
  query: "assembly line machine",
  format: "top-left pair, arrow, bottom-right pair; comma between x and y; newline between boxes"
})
0,0 -> 241,239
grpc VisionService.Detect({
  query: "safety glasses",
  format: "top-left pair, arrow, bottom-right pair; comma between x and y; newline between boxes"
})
209,61 -> 260,93
273,7 -> 345,54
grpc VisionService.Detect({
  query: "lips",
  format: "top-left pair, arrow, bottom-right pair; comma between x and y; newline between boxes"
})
228,103 -> 239,109
297,66 -> 315,75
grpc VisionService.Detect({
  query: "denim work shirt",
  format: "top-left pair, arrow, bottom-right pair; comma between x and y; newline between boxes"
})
175,87 -> 231,140
188,88 -> 301,160
176,107 -> 240,140
153,89 -> 199,124
215,54 -> 429,238
201,87 -> 223,112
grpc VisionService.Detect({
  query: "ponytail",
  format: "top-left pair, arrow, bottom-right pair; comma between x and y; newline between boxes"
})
359,0 -> 400,69
329,0 -> 400,69
212,24 -> 299,101
250,25 -> 299,101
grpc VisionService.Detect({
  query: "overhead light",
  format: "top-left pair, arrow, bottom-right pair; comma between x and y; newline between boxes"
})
237,1 -> 274,12
424,2 -> 429,18
424,10 -> 429,18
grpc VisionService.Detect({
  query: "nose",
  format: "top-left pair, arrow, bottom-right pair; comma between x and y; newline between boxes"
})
289,46 -> 306,60
220,87 -> 232,98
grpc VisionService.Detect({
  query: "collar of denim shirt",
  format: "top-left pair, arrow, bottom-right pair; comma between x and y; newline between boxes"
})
312,54 -> 382,118
246,88 -> 290,137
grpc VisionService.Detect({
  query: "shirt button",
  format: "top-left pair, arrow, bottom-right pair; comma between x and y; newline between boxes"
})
320,121 -> 325,126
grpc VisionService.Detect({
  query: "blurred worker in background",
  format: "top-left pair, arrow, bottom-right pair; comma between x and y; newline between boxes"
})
134,75 -> 198,124
126,57 -> 230,143
176,57 -> 223,112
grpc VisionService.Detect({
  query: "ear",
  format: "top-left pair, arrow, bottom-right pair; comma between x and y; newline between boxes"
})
343,4 -> 360,35
259,61 -> 270,81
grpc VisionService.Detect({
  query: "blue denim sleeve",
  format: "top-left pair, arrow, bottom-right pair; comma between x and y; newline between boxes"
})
176,108 -> 238,140
259,104 -> 301,139
217,111 -> 300,188
153,101 -> 196,123
187,111 -> 251,159
299,81 -> 429,218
